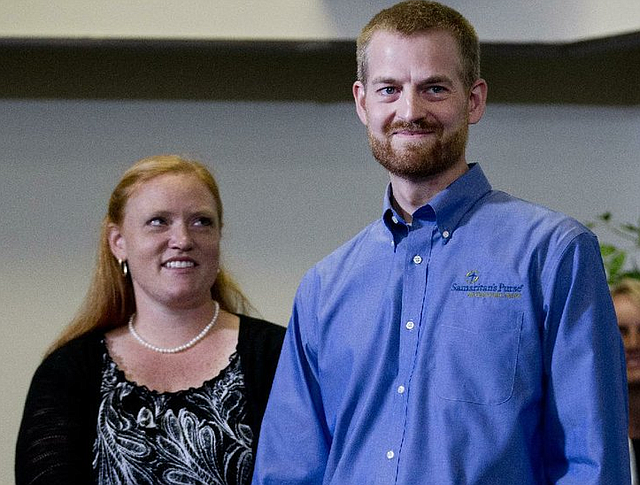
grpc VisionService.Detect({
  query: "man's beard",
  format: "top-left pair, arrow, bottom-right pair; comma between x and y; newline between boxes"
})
368,117 -> 469,179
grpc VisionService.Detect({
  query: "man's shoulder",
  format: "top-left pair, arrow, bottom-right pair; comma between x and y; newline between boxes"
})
314,218 -> 386,270
483,190 -> 593,242
295,218 -> 386,293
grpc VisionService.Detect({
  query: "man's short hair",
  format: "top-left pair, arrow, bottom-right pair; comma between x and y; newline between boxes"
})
356,0 -> 480,89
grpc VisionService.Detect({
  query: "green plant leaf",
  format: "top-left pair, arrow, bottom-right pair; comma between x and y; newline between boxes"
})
609,252 -> 626,276
600,244 -> 618,257
621,223 -> 640,233
588,213 -> 640,285
620,269 -> 640,281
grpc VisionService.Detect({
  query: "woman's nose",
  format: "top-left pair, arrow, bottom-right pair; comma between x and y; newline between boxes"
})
170,223 -> 193,250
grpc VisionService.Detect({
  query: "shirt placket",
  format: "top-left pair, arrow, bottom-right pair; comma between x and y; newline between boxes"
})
385,221 -> 434,483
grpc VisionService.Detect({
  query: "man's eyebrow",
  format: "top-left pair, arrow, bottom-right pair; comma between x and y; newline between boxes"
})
370,77 -> 398,85
419,75 -> 454,85
370,75 -> 455,85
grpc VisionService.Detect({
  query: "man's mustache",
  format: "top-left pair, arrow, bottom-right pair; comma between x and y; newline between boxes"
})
385,120 -> 443,136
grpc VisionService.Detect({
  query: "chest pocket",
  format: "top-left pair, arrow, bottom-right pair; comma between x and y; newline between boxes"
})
434,311 -> 523,405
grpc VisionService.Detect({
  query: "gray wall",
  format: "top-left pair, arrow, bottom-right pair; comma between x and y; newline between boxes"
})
2,98 -> 639,483
2,0 -> 639,42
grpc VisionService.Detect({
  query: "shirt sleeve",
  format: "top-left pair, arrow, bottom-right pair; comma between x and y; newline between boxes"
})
15,339 -> 99,485
252,269 -> 331,484
541,232 -> 630,484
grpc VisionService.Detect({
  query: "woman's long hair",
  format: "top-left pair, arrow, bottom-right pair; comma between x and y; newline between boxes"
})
48,155 -> 252,355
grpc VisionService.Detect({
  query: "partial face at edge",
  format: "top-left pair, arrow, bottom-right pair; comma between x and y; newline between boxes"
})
614,294 -> 640,384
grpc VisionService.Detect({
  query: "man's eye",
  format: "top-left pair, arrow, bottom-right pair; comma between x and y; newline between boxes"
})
379,86 -> 397,95
428,86 -> 447,94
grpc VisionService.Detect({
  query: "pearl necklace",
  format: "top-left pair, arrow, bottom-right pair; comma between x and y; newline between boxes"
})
128,301 -> 220,354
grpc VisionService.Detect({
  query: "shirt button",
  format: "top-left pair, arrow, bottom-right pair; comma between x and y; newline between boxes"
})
406,321 -> 415,330
413,255 -> 422,264
386,450 -> 395,459
391,215 -> 399,224
442,230 -> 450,239
397,385 -> 405,394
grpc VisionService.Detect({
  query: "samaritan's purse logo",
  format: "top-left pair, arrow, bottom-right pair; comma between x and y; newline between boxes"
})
465,270 -> 480,284
451,270 -> 524,299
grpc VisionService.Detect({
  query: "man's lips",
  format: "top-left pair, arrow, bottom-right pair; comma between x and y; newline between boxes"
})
387,122 -> 441,137
393,129 -> 434,136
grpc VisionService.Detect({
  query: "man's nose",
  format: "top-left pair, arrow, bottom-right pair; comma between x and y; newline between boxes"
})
397,90 -> 426,122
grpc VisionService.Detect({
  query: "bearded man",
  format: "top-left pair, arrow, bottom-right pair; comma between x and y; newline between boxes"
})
253,2 -> 630,484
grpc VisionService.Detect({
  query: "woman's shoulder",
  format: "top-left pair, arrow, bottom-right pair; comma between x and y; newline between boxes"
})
39,330 -> 105,376
235,314 -> 286,425
236,314 -> 286,356
238,314 -> 286,337
49,330 -> 104,356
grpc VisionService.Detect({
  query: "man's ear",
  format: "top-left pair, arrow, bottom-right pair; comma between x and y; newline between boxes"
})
353,81 -> 369,126
107,223 -> 127,261
467,78 -> 488,125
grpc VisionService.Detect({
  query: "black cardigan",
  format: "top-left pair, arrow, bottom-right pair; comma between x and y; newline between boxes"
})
15,314 -> 285,485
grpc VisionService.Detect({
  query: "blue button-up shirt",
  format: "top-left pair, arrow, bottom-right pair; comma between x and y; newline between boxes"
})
253,164 -> 629,484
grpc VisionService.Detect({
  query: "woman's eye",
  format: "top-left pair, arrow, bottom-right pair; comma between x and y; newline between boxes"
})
148,217 -> 166,226
194,217 -> 213,227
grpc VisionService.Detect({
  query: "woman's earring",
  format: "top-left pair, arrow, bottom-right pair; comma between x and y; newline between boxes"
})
118,259 -> 129,277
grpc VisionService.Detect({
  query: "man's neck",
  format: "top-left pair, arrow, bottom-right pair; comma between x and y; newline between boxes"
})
390,161 -> 469,223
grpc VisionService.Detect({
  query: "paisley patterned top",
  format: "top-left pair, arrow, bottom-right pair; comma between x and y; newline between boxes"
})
93,344 -> 253,485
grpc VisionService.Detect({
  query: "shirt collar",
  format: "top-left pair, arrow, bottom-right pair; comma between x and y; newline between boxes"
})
382,163 -> 492,242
